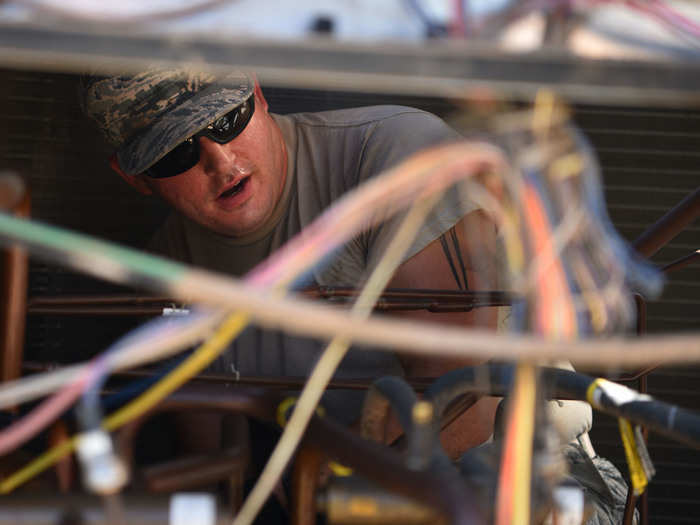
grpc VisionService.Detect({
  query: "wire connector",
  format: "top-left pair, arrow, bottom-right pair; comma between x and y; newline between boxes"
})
76,429 -> 127,495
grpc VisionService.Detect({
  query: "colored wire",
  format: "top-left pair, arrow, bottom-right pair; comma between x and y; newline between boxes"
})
0,138 -> 681,421
0,143 -> 502,491
0,311 -> 250,494
0,310 -> 222,454
495,363 -> 537,525
0,309 -> 224,410
232,187 -> 446,525
0,143 -> 504,417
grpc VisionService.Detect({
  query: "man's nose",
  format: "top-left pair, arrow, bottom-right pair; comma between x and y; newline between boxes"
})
198,137 -> 235,176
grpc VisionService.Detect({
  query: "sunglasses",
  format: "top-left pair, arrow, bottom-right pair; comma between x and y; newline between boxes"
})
145,96 -> 255,179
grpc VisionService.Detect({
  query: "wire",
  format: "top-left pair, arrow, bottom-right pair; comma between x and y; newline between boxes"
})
495,363 -> 537,525
0,310 -> 221,454
0,143 -> 498,491
0,138 -> 684,422
231,188 -> 446,525
0,310 -> 223,410
0,311 -> 250,494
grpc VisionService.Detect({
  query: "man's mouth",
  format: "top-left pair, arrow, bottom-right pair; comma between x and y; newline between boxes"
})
218,177 -> 250,200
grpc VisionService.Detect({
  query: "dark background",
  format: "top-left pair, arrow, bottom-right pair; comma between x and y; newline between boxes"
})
0,67 -> 698,523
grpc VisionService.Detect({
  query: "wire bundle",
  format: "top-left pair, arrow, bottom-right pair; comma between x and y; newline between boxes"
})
485,96 -> 662,339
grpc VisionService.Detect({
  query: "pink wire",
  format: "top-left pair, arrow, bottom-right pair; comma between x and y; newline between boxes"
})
0,367 -> 92,455
648,0 -> 700,38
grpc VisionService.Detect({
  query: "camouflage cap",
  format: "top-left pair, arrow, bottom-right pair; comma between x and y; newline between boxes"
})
82,68 -> 254,175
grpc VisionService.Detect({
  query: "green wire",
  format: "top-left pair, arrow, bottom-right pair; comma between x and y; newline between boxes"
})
0,212 -> 186,286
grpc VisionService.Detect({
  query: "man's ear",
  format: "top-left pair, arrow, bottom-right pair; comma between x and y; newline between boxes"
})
252,75 -> 269,113
109,154 -> 153,195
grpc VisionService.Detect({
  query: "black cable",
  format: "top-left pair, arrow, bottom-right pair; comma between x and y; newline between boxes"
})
362,376 -> 418,437
424,364 -> 700,450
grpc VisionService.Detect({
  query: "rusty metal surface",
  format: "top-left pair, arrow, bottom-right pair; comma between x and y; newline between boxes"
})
633,186 -> 700,258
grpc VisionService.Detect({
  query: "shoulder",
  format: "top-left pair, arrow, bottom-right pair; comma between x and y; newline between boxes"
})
284,105 -> 455,136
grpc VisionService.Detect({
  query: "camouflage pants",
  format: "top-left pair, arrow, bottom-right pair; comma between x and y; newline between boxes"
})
563,442 -> 637,525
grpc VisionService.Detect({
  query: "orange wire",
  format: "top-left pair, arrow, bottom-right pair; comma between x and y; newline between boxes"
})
522,182 -> 577,339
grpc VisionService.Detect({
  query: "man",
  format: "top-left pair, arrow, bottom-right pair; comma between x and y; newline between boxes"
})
83,67 -> 506,453
83,69 -> 631,524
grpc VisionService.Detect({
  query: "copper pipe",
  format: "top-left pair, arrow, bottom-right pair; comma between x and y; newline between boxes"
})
0,174 -> 30,384
48,420 -> 73,493
291,445 -> 323,525
633,187 -> 700,258
27,306 -> 175,316
143,451 -> 248,493
662,250 -> 700,273
27,295 -> 176,306
26,288 -> 513,315
21,361 -> 434,392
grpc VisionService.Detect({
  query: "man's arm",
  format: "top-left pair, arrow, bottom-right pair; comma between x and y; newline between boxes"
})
386,208 -> 502,457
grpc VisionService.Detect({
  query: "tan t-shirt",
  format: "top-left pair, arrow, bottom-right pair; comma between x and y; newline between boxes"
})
150,106 -> 476,420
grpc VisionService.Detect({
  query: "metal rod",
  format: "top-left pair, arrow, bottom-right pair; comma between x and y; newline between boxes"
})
21,361 -> 434,392
0,174 -> 30,384
661,250 -> 700,273
633,187 -> 700,258
26,288 -> 513,315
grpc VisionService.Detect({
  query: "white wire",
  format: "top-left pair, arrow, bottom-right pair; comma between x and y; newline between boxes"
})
232,190 -> 445,525
0,311 -> 224,409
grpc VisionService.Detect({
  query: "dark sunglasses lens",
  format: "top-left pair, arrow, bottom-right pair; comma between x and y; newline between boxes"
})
146,139 -> 199,179
144,96 -> 254,178
206,97 -> 254,144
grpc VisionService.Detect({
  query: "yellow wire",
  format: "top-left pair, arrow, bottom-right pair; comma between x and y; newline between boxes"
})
0,311 -> 251,494
511,363 -> 536,524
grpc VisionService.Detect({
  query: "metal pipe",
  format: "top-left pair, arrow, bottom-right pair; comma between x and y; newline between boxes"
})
21,361 -> 434,392
25,288 -> 513,315
662,250 -> 700,273
0,173 -> 30,384
633,187 -> 700,258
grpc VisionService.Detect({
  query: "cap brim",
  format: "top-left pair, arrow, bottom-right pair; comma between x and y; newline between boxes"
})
116,70 -> 253,175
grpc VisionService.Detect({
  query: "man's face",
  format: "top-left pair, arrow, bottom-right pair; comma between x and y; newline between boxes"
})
127,87 -> 287,237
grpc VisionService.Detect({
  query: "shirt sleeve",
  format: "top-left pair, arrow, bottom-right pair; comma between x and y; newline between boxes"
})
356,109 -> 480,275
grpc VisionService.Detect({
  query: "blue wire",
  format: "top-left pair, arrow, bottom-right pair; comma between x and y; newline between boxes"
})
101,352 -> 190,412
